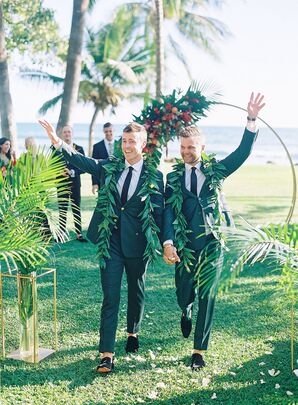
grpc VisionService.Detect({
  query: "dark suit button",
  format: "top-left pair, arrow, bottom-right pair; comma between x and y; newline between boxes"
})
136,233 -> 139,236
121,207 -> 124,211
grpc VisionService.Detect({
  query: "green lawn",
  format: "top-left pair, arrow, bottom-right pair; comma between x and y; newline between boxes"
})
0,166 -> 297,404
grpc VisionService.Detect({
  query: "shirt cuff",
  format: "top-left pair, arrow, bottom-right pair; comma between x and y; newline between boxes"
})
53,139 -> 63,150
246,120 -> 257,133
163,240 -> 173,246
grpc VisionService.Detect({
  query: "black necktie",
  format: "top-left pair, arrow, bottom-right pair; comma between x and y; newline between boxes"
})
190,167 -> 197,196
121,166 -> 133,205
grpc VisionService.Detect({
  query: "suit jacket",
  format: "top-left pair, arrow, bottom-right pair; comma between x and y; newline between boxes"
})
91,140 -> 109,185
52,144 -> 85,188
163,128 -> 258,251
58,146 -> 164,257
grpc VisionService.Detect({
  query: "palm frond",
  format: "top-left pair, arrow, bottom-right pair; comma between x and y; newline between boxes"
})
38,94 -> 63,115
194,222 -> 298,302
20,70 -> 64,85
0,148 -> 69,274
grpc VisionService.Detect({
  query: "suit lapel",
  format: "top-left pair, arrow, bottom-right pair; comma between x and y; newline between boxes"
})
181,171 -> 197,199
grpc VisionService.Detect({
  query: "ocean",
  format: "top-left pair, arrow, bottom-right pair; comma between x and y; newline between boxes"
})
15,123 -> 298,165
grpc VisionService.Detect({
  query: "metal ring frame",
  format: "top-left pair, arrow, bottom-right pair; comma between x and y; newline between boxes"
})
215,102 -> 297,223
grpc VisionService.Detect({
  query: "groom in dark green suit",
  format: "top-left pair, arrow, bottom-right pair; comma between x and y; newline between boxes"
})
39,120 -> 164,374
163,92 -> 265,370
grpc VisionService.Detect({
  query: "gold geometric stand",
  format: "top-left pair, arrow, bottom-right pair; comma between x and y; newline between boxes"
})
0,267 -> 57,364
7,348 -> 55,363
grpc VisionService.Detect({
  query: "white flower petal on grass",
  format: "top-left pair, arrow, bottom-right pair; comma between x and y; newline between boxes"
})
268,369 -> 280,377
259,362 -> 266,366
293,369 -> 298,377
202,377 -> 211,387
151,363 -> 156,369
134,355 -> 146,362
264,351 -> 273,355
211,393 -> 217,399
275,384 -> 280,389
286,391 -> 293,396
148,350 -> 156,360
148,391 -> 158,399
157,346 -> 162,351
260,379 -> 266,384
156,382 -> 166,389
229,372 -> 236,376
260,372 -> 265,376
136,398 -> 145,403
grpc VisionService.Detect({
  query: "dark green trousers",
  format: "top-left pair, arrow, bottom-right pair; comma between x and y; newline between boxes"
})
175,237 -> 222,350
99,230 -> 147,353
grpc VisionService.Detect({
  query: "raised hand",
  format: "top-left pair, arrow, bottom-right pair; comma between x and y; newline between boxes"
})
247,92 -> 265,119
38,119 -> 60,145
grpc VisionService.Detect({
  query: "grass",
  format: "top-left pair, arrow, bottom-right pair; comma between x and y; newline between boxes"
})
0,165 -> 297,404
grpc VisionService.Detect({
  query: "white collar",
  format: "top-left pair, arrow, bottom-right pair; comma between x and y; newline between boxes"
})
185,160 -> 201,171
125,158 -> 143,173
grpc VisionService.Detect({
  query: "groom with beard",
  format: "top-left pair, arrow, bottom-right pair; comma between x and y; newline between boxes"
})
39,119 -> 164,374
163,92 -> 265,370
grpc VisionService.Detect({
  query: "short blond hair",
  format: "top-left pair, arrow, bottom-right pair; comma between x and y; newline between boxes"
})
178,125 -> 205,144
123,122 -> 147,143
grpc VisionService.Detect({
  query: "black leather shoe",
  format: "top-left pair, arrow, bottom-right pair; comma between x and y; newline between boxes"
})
96,357 -> 114,373
191,353 -> 206,371
125,336 -> 139,353
181,312 -> 192,338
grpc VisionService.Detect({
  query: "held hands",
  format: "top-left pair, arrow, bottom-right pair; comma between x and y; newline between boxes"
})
38,119 -> 60,145
163,244 -> 180,265
92,184 -> 99,195
247,92 -> 265,119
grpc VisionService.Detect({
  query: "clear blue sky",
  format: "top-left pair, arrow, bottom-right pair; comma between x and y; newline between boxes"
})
11,0 -> 298,128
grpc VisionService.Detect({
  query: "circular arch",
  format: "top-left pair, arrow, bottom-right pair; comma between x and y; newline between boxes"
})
214,101 -> 297,223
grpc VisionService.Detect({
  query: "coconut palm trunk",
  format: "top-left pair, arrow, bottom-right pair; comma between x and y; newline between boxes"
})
56,0 -> 89,136
88,105 -> 100,156
0,0 -> 17,149
154,0 -> 168,156
154,0 -> 165,100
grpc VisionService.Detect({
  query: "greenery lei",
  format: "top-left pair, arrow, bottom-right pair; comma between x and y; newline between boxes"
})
96,155 -> 162,270
166,153 -> 226,272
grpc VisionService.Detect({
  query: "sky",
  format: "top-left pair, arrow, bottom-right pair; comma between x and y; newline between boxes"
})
10,0 -> 298,128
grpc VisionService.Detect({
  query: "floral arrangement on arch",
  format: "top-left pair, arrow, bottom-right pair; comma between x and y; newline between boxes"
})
133,86 -> 214,164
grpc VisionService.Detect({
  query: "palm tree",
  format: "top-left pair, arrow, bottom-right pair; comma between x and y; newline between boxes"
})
114,0 -> 230,96
0,0 -> 17,149
154,0 -> 165,99
22,8 -> 153,155
56,0 -> 90,136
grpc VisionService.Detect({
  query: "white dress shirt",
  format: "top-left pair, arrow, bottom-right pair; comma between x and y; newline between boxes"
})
104,139 -> 114,156
184,161 -> 206,195
117,159 -> 143,201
